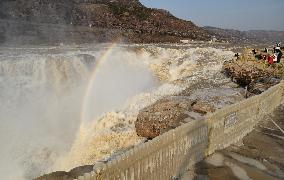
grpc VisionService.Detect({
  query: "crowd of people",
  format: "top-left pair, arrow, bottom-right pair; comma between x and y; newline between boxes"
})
252,43 -> 283,65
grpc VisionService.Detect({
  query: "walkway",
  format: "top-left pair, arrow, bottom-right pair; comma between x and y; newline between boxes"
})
182,103 -> 284,180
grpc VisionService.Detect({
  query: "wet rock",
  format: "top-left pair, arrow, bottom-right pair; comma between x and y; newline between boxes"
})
248,82 -> 269,95
267,77 -> 281,85
188,87 -> 245,110
135,96 -> 192,138
247,77 -> 281,95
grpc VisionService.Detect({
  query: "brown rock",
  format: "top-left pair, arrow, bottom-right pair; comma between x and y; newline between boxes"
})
135,96 -> 192,138
0,0 -> 211,44
222,60 -> 268,86
192,100 -> 215,114
248,82 -> 269,95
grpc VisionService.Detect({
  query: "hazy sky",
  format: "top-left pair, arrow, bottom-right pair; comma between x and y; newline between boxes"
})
140,0 -> 284,31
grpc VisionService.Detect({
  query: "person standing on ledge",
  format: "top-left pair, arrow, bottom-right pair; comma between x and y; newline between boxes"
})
275,47 -> 283,63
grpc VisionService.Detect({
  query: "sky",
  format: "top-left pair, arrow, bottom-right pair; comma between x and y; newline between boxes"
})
140,0 -> 284,31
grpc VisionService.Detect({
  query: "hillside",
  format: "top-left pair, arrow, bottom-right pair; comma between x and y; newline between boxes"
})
204,26 -> 284,44
0,0 -> 211,44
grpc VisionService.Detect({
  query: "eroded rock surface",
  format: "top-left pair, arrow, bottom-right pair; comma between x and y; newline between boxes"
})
135,85 -> 245,138
135,96 -> 193,138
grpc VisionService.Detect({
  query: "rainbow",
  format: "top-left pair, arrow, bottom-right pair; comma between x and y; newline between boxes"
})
80,41 -> 120,125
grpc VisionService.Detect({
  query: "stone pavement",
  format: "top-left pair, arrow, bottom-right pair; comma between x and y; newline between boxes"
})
181,103 -> 284,180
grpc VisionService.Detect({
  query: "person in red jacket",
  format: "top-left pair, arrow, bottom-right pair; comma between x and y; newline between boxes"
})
267,55 -> 273,65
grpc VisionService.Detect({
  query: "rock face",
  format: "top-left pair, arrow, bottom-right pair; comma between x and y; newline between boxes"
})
135,85 -> 246,139
0,0 -> 211,44
248,78 -> 281,95
222,60 -> 269,86
222,50 -> 283,96
135,96 -> 218,139
135,96 -> 193,139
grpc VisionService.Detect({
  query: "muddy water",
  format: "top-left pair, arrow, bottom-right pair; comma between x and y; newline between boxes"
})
0,43 -> 239,179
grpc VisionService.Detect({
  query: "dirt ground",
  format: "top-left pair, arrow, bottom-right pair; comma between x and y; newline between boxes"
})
181,103 -> 284,180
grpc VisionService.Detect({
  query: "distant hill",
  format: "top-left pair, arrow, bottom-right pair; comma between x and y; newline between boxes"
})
245,30 -> 284,44
204,26 -> 284,44
1,0 -> 282,45
0,0 -> 211,44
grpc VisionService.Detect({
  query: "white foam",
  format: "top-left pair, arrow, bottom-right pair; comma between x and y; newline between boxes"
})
0,44 -> 235,178
53,46 -> 235,172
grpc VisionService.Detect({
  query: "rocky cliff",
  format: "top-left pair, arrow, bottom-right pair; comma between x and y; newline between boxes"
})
0,0 -> 211,44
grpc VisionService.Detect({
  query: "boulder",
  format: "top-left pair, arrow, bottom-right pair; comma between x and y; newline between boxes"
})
222,58 -> 283,92
135,96 -> 192,138
222,60 -> 268,86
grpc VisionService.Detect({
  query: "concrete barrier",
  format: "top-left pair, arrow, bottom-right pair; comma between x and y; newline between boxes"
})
78,81 -> 284,180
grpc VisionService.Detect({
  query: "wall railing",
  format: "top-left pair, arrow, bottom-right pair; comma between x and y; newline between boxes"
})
77,81 -> 284,180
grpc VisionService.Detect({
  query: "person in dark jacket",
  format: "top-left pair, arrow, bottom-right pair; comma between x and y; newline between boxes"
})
264,48 -> 268,53
276,49 -> 282,63
252,49 -> 257,54
235,53 -> 240,59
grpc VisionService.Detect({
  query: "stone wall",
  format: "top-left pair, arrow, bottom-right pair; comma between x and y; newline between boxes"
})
76,81 -> 284,180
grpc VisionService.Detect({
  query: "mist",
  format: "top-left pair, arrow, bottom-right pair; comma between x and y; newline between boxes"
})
0,45 -> 158,179
82,48 -> 158,123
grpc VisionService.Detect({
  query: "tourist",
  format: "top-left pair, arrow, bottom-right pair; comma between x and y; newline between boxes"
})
276,49 -> 283,63
267,55 -> 273,65
235,53 -> 240,59
255,54 -> 261,60
264,48 -> 268,53
273,53 -> 278,63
